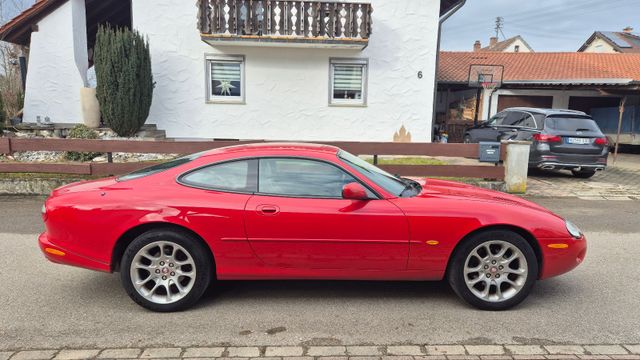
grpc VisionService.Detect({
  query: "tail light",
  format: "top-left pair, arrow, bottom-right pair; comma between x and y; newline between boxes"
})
533,134 -> 562,143
594,137 -> 609,146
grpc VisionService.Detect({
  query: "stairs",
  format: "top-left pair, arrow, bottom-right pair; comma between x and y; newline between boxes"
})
137,124 -> 167,140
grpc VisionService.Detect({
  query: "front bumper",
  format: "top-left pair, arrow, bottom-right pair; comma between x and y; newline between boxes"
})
538,235 -> 587,279
38,232 -> 110,272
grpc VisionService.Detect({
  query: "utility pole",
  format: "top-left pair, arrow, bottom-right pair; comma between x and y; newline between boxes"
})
495,17 -> 505,40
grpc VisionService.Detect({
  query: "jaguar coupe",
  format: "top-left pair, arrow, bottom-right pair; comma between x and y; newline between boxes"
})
39,143 -> 587,311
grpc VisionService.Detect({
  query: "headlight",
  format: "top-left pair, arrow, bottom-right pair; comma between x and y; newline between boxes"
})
565,220 -> 582,239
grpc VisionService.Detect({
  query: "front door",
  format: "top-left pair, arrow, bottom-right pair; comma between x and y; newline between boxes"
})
244,157 -> 409,271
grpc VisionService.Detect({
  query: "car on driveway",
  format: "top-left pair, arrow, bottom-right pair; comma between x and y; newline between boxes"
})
39,143 -> 587,312
464,108 -> 609,178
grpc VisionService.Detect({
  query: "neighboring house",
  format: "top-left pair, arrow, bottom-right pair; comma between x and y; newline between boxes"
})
436,52 -> 640,143
579,27 -> 640,53
473,36 -> 533,53
0,0 -> 465,142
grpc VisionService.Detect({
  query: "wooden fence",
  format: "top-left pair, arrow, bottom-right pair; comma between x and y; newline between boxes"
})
0,138 -> 506,179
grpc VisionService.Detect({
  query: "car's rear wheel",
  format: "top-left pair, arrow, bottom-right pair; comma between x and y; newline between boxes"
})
120,229 -> 212,312
447,230 -> 538,310
571,169 -> 596,178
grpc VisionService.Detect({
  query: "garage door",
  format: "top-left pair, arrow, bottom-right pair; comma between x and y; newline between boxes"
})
568,96 -> 621,114
497,95 -> 553,112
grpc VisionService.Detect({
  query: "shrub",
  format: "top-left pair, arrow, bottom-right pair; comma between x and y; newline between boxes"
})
94,25 -> 154,137
64,125 -> 102,161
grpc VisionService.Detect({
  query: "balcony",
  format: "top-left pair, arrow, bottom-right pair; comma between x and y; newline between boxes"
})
197,0 -> 372,50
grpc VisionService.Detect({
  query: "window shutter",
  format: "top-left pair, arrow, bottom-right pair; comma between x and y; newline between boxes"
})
333,65 -> 363,92
212,62 -> 241,82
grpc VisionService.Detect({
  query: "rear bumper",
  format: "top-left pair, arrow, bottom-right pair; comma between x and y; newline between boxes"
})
38,232 -> 111,272
530,152 -> 608,171
538,236 -> 587,280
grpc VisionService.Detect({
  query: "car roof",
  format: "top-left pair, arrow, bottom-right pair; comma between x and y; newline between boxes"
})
502,107 -> 589,116
202,142 -> 340,157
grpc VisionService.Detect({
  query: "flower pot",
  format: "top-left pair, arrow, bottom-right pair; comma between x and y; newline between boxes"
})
80,87 -> 100,128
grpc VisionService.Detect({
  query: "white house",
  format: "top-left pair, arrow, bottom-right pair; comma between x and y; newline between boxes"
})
0,0 -> 465,142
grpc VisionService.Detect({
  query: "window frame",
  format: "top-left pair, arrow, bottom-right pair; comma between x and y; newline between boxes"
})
329,58 -> 369,107
205,54 -> 246,104
177,158 -> 258,194
257,156 -> 378,199
177,156 -> 381,199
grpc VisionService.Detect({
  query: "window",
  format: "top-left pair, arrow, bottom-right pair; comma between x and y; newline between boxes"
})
117,152 -> 204,182
338,151 -> 406,197
330,58 -> 368,106
487,112 -> 507,126
545,117 -> 602,132
505,112 -> 537,128
207,55 -> 245,103
514,45 -> 520,52
259,158 -> 358,198
180,159 -> 258,192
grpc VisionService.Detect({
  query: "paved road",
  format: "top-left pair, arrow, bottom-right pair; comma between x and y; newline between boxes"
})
0,196 -> 639,351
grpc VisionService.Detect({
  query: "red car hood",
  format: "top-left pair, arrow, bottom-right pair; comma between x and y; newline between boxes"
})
416,178 -> 553,214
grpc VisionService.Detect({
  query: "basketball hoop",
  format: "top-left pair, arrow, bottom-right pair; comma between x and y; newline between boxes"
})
481,82 -> 499,92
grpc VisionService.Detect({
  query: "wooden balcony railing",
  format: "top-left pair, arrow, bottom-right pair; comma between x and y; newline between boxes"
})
197,0 -> 372,48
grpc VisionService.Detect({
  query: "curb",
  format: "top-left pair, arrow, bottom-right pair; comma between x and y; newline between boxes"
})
2,345 -> 639,360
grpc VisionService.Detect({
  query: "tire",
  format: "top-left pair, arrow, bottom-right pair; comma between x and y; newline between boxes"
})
463,135 -> 472,144
120,228 -> 212,312
572,169 -> 596,179
447,230 -> 538,311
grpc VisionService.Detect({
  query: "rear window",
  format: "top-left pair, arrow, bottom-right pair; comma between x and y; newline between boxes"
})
117,152 -> 204,181
545,117 -> 602,132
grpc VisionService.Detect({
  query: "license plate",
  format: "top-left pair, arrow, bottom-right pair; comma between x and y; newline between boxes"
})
567,137 -> 591,145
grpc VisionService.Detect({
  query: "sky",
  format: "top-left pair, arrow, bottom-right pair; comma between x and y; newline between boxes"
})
441,0 -> 640,52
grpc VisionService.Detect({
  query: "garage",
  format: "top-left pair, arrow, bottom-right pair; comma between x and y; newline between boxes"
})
497,95 -> 554,112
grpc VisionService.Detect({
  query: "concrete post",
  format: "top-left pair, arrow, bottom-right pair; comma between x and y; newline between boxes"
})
502,140 -> 531,194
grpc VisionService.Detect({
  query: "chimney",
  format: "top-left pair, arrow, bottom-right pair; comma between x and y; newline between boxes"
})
623,26 -> 634,33
489,37 -> 498,47
473,40 -> 481,52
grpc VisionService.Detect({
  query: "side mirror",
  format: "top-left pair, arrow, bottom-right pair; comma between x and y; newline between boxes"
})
342,182 -> 369,200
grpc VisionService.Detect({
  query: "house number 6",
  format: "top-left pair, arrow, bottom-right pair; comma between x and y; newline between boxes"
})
417,71 -> 423,79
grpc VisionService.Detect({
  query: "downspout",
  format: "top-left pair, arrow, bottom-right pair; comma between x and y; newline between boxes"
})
431,0 -> 466,141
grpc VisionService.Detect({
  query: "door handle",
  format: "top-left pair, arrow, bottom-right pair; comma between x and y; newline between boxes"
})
256,205 -> 280,216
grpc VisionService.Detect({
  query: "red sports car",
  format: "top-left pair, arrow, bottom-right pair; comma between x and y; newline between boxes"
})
39,143 -> 586,312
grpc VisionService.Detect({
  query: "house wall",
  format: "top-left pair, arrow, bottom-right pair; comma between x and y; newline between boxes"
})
131,0 -> 441,141
502,38 -> 532,53
581,37 -> 618,53
23,0 -> 88,123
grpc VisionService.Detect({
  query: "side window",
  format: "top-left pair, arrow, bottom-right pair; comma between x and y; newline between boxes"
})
259,158 -> 357,198
488,112 -> 506,125
180,159 -> 257,192
502,111 -> 525,126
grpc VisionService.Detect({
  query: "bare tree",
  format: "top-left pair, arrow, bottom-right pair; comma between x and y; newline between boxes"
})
0,0 -> 31,123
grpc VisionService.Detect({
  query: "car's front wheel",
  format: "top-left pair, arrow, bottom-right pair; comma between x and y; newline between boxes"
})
463,135 -> 472,143
447,230 -> 538,310
120,229 -> 212,312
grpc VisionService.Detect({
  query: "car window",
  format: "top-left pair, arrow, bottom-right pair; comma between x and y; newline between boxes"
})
259,158 -> 357,198
118,151 -> 205,181
180,159 -> 258,192
545,116 -> 602,133
338,150 -> 406,196
487,112 -> 507,126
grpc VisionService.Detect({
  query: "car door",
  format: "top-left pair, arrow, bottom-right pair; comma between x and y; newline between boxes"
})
469,112 -> 507,142
244,157 -> 409,271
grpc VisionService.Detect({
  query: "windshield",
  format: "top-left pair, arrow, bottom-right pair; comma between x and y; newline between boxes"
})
338,150 -> 420,197
545,116 -> 602,133
117,151 -> 204,181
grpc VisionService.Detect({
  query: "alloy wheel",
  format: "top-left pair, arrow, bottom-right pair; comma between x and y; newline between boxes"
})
463,240 -> 528,302
129,241 -> 197,304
